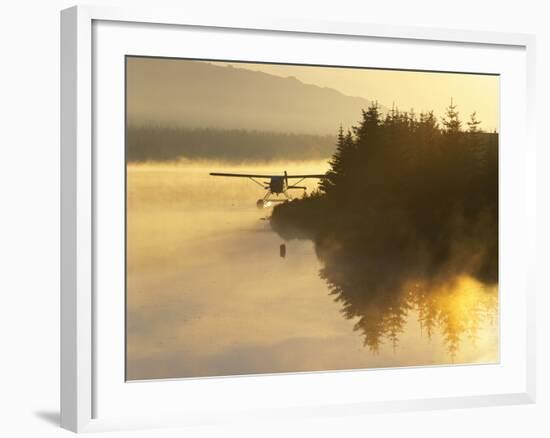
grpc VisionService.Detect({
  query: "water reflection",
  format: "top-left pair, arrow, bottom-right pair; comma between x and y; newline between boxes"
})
320,256 -> 498,362
317,240 -> 498,360
126,162 -> 498,380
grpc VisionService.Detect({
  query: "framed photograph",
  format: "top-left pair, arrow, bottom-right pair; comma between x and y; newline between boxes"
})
61,5 -> 536,433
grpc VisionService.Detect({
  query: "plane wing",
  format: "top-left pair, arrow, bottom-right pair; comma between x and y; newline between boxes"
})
210,172 -> 326,179
210,172 -> 276,178
285,174 -> 326,179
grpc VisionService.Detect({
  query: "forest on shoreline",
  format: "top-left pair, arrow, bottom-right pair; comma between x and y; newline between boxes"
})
126,125 -> 335,162
272,102 -> 498,285
270,102 -> 499,352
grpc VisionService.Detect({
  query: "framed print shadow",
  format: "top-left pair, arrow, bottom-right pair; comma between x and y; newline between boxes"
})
61,5 -> 536,433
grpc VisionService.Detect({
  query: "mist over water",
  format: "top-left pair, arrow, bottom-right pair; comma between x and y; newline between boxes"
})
126,160 -> 498,380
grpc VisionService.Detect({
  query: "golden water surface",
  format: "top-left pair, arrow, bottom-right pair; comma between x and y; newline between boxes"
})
126,161 -> 498,380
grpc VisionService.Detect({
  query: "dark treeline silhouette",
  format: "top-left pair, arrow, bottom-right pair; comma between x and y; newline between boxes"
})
271,102 -> 498,355
127,125 -> 335,162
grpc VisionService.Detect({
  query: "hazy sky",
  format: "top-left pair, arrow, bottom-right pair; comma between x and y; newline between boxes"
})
217,61 -> 499,132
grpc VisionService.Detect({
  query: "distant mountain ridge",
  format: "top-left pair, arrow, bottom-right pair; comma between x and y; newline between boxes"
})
127,58 -> 383,135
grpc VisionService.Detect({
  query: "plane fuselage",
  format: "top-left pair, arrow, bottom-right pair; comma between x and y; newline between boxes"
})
269,176 -> 286,194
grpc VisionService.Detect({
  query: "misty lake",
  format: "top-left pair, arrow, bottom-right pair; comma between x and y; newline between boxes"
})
126,160 -> 498,380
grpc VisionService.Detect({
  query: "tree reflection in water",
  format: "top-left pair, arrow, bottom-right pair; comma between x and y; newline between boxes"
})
317,241 -> 498,360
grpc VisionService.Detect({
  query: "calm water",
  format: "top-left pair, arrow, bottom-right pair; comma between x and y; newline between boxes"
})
126,161 -> 498,380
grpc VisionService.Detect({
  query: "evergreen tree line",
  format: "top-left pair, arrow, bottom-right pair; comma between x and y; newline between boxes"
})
127,125 -> 336,162
272,102 -> 498,289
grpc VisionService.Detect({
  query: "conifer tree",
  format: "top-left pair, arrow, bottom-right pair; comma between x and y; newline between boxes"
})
467,111 -> 482,133
320,125 -> 346,194
441,98 -> 462,133
320,126 -> 355,196
354,102 -> 382,141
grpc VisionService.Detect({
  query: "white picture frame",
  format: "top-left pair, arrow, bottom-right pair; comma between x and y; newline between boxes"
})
60,4 -> 537,433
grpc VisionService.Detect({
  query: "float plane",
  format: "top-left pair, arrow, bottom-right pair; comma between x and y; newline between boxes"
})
210,171 -> 326,208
